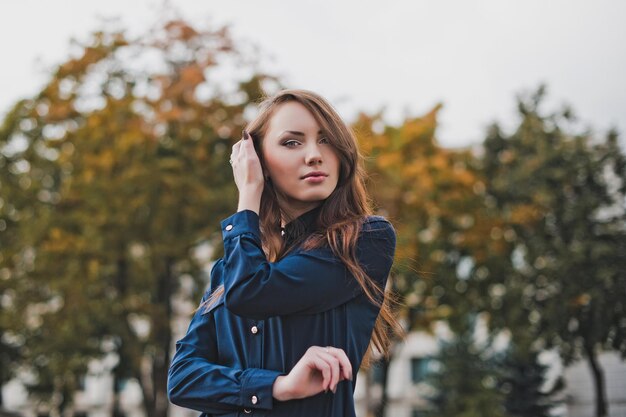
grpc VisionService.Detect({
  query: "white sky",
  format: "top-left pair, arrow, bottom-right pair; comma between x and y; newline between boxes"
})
1,0 -> 625,148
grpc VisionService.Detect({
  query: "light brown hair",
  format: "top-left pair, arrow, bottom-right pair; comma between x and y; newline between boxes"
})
206,89 -> 403,365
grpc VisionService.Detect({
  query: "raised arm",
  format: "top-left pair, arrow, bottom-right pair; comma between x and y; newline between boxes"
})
219,210 -> 396,320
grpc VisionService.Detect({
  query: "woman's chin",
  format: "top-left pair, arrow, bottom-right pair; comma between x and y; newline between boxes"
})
278,190 -> 332,204
299,192 -> 333,203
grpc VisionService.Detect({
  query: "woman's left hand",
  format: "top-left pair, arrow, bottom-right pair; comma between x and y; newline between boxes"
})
272,346 -> 353,401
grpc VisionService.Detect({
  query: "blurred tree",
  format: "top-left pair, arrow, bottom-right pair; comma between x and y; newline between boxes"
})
0,95 -> 53,406
497,342 -> 564,417
354,107 -> 507,416
480,85 -> 626,417
427,316 -> 506,417
357,107 -> 475,326
354,84 -> 625,416
0,18 -> 279,417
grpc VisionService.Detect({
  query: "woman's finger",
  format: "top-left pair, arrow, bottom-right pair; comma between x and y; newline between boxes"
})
231,139 -> 242,156
328,347 -> 353,380
309,356 -> 332,391
318,350 -> 340,392
231,132 -> 263,189
242,133 -> 260,162
230,142 -> 240,166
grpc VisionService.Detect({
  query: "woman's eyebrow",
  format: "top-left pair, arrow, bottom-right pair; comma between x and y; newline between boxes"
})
279,130 -> 323,137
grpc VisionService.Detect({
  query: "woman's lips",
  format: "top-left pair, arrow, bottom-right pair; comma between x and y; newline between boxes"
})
303,175 -> 326,184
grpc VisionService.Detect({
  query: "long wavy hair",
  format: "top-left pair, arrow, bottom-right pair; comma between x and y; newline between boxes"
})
205,89 -> 403,365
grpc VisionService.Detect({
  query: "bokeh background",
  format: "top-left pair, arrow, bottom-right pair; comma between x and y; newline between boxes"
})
1,1 -> 625,417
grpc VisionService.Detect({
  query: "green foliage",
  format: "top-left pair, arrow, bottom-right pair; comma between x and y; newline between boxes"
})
426,321 -> 563,417
497,345 -> 564,417
480,85 -> 626,416
358,85 -> 624,417
356,107 -> 500,333
427,318 -> 506,417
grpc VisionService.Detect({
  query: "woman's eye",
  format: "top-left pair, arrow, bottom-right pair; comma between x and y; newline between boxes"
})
282,137 -> 329,147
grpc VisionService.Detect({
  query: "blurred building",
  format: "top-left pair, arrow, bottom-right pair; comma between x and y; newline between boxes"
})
562,352 -> 626,417
3,323 -> 625,417
353,329 -> 626,417
353,331 -> 441,417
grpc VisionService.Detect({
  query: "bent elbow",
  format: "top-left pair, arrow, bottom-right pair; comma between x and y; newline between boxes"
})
167,388 -> 180,407
167,366 -> 187,407
167,377 -> 179,406
224,288 -> 268,320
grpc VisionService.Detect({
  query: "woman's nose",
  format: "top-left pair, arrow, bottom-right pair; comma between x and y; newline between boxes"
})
305,143 -> 323,165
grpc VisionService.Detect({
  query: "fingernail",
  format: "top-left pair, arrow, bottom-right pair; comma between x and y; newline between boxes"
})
243,130 -> 249,140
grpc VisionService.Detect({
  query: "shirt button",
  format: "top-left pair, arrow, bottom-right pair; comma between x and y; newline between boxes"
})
251,395 -> 258,405
243,408 -> 252,414
225,224 -> 233,231
251,325 -> 258,334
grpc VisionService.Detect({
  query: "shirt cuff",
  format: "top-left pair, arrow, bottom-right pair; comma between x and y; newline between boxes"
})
220,210 -> 262,242
240,368 -> 284,410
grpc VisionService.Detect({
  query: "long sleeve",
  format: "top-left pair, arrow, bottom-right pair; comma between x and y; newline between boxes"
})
219,210 -> 396,320
167,290 -> 283,414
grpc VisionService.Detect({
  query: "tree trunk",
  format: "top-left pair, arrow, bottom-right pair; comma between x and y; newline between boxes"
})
151,356 -> 171,417
373,358 -> 390,417
112,371 -> 124,417
140,367 -> 155,417
141,256 -> 174,417
115,254 -> 150,417
583,341 -> 608,417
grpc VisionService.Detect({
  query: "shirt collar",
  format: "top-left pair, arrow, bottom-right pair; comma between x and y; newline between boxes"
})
281,204 -> 323,246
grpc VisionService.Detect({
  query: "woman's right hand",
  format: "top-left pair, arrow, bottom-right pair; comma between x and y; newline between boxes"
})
231,130 -> 264,214
272,346 -> 353,401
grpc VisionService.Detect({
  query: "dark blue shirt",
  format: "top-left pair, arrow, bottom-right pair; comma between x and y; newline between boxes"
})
168,205 -> 396,416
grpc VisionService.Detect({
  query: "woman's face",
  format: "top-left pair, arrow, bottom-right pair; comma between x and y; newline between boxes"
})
262,101 -> 340,218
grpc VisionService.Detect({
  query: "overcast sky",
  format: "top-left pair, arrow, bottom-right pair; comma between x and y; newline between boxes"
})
1,0 -> 625,148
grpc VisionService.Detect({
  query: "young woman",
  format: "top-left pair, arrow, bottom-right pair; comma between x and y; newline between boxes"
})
168,89 -> 401,416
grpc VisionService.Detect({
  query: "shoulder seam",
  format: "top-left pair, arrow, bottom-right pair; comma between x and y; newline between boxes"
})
363,215 -> 392,224
361,217 -> 395,236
